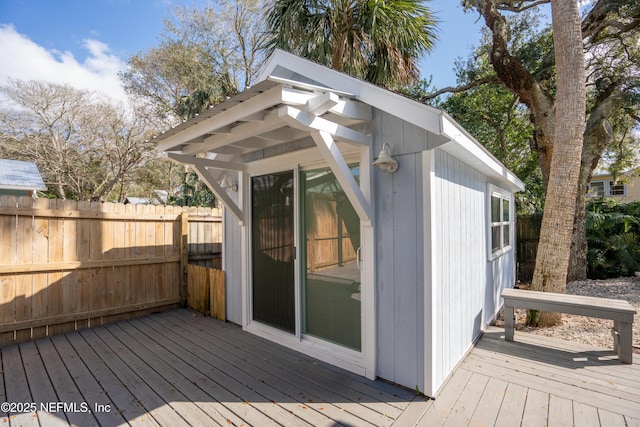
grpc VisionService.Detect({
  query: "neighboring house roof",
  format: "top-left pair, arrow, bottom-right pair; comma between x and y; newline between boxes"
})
0,159 -> 47,191
591,169 -> 638,179
125,190 -> 170,205
124,197 -> 151,205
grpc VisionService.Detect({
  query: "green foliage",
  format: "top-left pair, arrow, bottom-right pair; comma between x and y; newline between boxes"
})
265,0 -> 438,89
169,169 -> 216,208
586,200 -> 640,278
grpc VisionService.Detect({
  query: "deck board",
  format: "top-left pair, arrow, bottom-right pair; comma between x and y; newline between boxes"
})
157,311 -> 390,426
0,351 -> 7,422
77,328 -> 190,426
123,317 -> 318,427
2,344 -> 39,427
63,330 -> 161,427
48,334 -> 127,427
521,388 -> 549,427
109,320 -> 252,427
548,395 -> 574,427
493,383 -> 528,427
34,338 -> 100,427
169,310 -> 412,405
127,318 -> 281,427
0,311 -> 638,427
20,340 -> 71,427
573,401 -> 600,427
468,377 -> 508,427
168,310 -> 411,413
90,325 -> 224,427
441,372 -> 489,427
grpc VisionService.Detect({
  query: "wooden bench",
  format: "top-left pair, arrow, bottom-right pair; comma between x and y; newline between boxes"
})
501,288 -> 636,363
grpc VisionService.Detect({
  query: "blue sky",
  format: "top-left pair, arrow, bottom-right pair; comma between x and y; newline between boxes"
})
0,0 -> 487,101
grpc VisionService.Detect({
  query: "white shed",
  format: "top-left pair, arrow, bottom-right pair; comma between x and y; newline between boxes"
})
154,50 -> 524,397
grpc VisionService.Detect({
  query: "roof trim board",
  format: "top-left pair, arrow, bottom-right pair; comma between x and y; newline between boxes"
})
258,50 -> 525,192
153,50 -> 524,194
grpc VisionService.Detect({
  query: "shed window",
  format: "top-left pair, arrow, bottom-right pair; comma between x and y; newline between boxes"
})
489,186 -> 512,259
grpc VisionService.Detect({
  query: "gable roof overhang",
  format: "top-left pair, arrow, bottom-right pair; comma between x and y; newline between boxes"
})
152,50 -> 524,225
153,78 -> 374,226
258,50 -> 525,193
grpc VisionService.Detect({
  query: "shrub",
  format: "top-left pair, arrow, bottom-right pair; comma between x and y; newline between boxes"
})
586,200 -> 640,278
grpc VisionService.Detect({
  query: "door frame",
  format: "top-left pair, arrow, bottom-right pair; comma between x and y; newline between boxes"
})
240,146 -> 376,379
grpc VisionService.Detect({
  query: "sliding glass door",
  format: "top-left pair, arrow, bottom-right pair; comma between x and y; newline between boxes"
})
301,166 -> 361,350
250,166 -> 361,351
251,171 -> 295,333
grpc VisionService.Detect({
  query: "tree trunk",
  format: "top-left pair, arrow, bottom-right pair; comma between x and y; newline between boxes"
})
567,90 -> 619,281
567,170 -> 589,282
530,0 -> 586,326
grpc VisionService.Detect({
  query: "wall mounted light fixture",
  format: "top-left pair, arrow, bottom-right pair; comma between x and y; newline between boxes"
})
372,143 -> 398,173
219,174 -> 238,192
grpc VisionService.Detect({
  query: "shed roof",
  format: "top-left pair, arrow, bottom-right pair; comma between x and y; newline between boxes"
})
0,159 -> 47,191
151,50 -> 524,224
153,50 -> 524,193
257,50 -> 525,192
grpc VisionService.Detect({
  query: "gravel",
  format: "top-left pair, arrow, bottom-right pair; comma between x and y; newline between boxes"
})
494,276 -> 640,354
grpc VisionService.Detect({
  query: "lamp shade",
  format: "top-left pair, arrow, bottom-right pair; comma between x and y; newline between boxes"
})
372,143 -> 398,173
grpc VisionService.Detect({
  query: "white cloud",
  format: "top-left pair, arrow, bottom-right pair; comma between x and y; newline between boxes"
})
0,24 -> 128,103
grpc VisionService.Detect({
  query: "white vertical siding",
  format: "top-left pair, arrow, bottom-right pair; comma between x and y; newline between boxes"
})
374,111 -> 433,387
428,148 -> 515,393
218,109 -> 516,395
223,208 -> 243,325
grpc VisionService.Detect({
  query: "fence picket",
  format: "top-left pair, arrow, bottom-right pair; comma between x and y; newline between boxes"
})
0,197 -> 222,347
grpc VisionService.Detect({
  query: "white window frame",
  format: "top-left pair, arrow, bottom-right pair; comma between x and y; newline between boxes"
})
588,179 -> 627,197
608,180 -> 626,196
587,180 -> 605,197
487,184 -> 513,260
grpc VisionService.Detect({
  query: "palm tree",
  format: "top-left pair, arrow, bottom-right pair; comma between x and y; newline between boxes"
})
265,0 -> 438,89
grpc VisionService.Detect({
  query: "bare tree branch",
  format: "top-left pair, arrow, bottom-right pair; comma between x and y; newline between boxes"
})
496,0 -> 550,13
421,75 -> 501,101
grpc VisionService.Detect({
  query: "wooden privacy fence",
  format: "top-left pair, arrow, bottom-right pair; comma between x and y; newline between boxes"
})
185,206 -> 223,269
187,264 -> 225,320
516,213 -> 542,281
0,196 -> 222,348
306,192 -> 357,272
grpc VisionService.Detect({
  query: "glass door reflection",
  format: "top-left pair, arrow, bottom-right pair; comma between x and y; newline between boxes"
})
301,166 -> 361,350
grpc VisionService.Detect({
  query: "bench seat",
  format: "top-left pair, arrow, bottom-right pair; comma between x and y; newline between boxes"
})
501,288 -> 636,363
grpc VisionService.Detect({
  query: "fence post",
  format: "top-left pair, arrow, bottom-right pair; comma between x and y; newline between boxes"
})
180,212 -> 189,307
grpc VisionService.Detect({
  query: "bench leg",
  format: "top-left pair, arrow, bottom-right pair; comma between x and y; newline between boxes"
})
617,321 -> 633,364
504,305 -> 515,341
612,321 -> 620,353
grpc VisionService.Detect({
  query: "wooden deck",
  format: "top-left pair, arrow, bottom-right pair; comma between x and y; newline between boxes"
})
0,311 -> 638,427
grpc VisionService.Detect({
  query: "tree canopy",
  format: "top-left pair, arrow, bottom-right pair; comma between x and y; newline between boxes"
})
0,80 -> 156,202
120,0 -> 265,122
265,0 -> 438,89
422,0 -> 640,283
